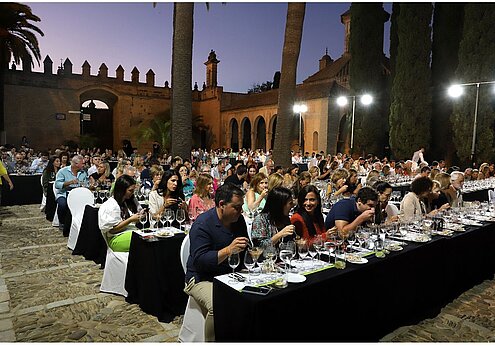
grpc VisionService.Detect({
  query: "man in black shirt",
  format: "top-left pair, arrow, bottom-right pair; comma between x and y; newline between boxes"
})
224,164 -> 247,190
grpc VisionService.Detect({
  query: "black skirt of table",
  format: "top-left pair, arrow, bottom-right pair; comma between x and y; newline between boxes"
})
214,222 -> 495,342
1,174 -> 43,206
125,232 -> 188,323
72,205 -> 107,267
463,189 -> 490,202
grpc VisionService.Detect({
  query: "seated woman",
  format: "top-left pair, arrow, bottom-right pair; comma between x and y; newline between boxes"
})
478,162 -> 490,180
59,151 -> 70,168
98,175 -> 143,252
400,176 -> 446,220
176,164 -> 195,201
283,164 -> 300,188
188,173 -> 215,221
251,187 -> 296,246
291,171 -> 311,203
308,165 -> 320,183
425,179 -> 451,214
148,169 -> 187,228
373,181 -> 399,223
245,163 -> 258,187
89,161 -> 114,190
267,172 -> 284,192
243,172 -> 268,214
342,168 -> 362,197
290,185 -> 325,240
328,168 -> 349,198
435,172 -> 457,207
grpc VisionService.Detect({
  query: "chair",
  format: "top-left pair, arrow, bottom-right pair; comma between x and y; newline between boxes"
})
52,183 -> 60,227
488,189 -> 495,203
99,228 -> 130,297
178,235 -> 205,342
40,175 -> 46,210
385,203 -> 400,218
67,187 -> 95,250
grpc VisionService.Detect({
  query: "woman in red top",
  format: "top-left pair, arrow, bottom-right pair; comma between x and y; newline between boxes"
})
291,184 -> 325,240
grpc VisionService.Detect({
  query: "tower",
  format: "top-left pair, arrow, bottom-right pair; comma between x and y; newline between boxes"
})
204,50 -> 220,88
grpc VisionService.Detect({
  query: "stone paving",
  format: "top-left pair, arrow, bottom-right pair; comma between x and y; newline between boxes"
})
1,204 -> 495,342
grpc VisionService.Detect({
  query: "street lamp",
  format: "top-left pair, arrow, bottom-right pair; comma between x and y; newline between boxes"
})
336,94 -> 373,152
448,81 -> 495,163
293,104 -> 307,150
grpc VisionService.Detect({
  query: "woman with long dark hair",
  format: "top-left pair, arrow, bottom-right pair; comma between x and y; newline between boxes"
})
149,169 -> 187,227
43,156 -> 61,221
98,175 -> 143,252
291,185 -> 325,240
251,187 -> 296,246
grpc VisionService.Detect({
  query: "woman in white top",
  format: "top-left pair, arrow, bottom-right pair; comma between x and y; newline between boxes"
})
243,172 -> 268,214
400,176 -> 445,220
98,175 -> 142,252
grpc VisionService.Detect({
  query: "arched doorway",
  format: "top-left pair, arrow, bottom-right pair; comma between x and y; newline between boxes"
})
254,116 -> 266,151
270,115 -> 277,150
337,113 -> 349,154
230,119 -> 239,152
312,131 -> 319,151
241,117 -> 251,150
80,89 -> 118,150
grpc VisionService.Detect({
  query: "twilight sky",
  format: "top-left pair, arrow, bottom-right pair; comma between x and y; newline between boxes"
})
26,2 -> 392,93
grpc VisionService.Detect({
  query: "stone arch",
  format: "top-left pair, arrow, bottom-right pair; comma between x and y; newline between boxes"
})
312,131 -> 319,151
79,87 -> 119,151
229,118 -> 239,152
240,117 -> 252,150
254,115 -> 266,151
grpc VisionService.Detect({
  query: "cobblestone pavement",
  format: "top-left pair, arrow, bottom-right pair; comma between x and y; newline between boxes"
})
1,204 -> 495,342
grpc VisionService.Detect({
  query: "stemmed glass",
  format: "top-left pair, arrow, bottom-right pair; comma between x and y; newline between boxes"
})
248,246 -> 263,276
160,211 -> 168,229
308,239 -> 318,269
138,211 -> 148,231
166,209 -> 175,228
99,190 -> 106,203
228,252 -> 240,284
324,235 -> 336,264
296,239 -> 308,267
176,209 -> 186,231
313,235 -> 323,263
262,241 -> 277,278
149,212 -> 158,231
347,231 -> 356,252
279,242 -> 294,279
243,250 -> 256,284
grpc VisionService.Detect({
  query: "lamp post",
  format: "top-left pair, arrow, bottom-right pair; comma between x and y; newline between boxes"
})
336,94 -> 372,152
293,104 -> 307,151
448,81 -> 495,163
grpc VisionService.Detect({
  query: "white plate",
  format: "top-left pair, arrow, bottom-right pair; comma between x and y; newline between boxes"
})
155,231 -> 174,238
287,273 -> 306,283
346,254 -> 369,264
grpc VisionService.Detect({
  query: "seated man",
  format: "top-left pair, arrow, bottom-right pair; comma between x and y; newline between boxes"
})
223,164 -> 248,190
54,155 -> 88,231
30,151 -> 49,174
184,183 -> 250,342
7,153 -> 29,174
324,186 -> 378,235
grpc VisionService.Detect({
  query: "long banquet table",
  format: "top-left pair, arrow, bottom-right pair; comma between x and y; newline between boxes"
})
213,222 -> 495,341
125,231 -> 188,323
1,174 -> 43,206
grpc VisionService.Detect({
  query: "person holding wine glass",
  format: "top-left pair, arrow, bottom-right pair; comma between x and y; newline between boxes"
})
98,175 -> 144,252
251,187 -> 296,246
324,187 -> 378,238
242,172 -> 268,215
184,183 -> 250,342
148,170 -> 187,228
290,185 -> 325,240
188,173 -> 215,221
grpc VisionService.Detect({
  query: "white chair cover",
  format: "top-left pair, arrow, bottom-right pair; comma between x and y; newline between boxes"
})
67,187 -> 94,250
100,246 -> 129,297
52,183 -> 59,227
385,203 -> 400,218
488,189 -> 495,203
178,235 -> 205,342
40,175 -> 46,209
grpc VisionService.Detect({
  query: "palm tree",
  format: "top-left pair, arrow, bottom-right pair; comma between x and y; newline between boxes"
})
272,3 -> 305,168
0,3 -> 44,142
171,2 -> 194,161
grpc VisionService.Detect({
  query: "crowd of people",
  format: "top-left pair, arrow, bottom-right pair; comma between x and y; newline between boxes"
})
1,142 -> 494,341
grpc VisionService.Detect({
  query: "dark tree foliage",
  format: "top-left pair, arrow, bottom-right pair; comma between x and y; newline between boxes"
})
430,3 -> 465,164
349,3 -> 389,157
389,3 -> 433,160
389,3 -> 400,81
272,71 -> 281,89
451,4 -> 495,165
247,81 -> 273,94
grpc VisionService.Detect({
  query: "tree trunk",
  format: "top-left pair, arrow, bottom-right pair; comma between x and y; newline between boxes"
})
272,2 -> 305,169
171,2 -> 194,161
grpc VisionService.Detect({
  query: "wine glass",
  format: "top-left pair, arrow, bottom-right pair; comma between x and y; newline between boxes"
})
149,212 -> 157,231
279,242 -> 294,277
296,239 -> 308,266
243,250 -> 256,284
313,234 -> 323,262
308,238 -> 318,269
324,236 -> 336,264
160,210 -> 168,229
262,241 -> 277,278
138,212 -> 148,231
99,190 -> 106,203
166,208 -> 175,228
347,231 -> 356,252
228,252 -> 240,284
176,209 -> 186,231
